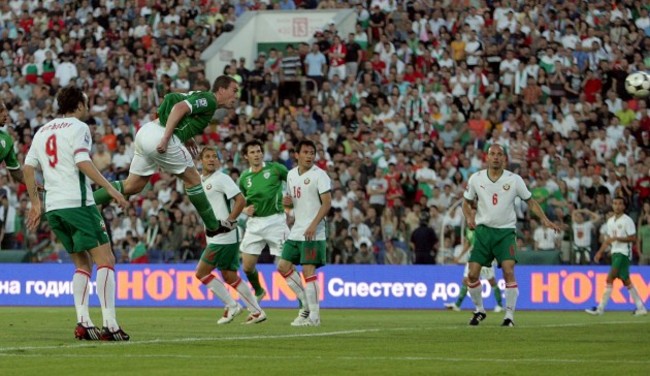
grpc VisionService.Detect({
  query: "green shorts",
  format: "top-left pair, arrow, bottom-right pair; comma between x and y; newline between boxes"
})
469,225 -> 517,267
610,253 -> 631,281
281,239 -> 327,267
200,243 -> 240,271
46,206 -> 109,253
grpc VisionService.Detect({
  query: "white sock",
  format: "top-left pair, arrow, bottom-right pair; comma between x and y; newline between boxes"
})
231,277 -> 263,313
283,269 -> 307,309
305,275 -> 320,321
628,285 -> 645,310
505,282 -> 519,320
96,266 -> 119,331
200,274 -> 237,308
598,284 -> 612,312
73,269 -> 94,327
468,281 -> 484,313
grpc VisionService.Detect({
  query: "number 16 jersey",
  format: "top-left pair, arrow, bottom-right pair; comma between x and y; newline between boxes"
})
25,117 -> 95,212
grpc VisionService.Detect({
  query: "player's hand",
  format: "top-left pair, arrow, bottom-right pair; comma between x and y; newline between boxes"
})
542,218 -> 562,233
109,188 -> 129,209
282,194 -> 293,207
243,205 -> 255,216
466,217 -> 476,230
304,224 -> 317,241
156,137 -> 170,154
594,251 -> 603,263
26,204 -> 42,232
185,138 -> 199,158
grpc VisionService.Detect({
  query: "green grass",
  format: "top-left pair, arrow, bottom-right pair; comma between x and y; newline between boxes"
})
0,308 -> 648,376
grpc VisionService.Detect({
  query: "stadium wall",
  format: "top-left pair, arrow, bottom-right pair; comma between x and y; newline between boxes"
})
1,265 -> 648,311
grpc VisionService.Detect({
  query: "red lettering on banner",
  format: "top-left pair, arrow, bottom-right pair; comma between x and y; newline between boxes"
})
531,272 -> 560,303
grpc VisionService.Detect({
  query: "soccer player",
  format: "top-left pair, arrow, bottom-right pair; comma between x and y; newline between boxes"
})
585,197 -> 648,316
278,140 -> 331,326
93,76 -> 240,237
238,139 -> 290,301
195,147 -> 266,324
24,87 -> 130,340
0,100 -> 26,185
444,228 -> 504,312
462,144 -> 561,327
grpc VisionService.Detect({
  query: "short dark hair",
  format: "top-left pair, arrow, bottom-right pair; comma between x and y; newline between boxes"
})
211,75 -> 237,92
613,196 -> 626,204
242,139 -> 264,155
199,146 -> 218,159
56,86 -> 86,115
295,139 -> 317,153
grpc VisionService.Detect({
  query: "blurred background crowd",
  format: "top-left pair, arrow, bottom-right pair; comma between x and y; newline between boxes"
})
1,0 -> 650,266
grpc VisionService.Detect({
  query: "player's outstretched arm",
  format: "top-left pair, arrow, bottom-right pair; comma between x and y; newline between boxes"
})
77,161 -> 129,208
23,165 -> 42,231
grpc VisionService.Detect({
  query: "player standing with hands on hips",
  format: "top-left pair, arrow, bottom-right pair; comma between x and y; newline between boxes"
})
278,140 -> 331,327
462,144 -> 562,327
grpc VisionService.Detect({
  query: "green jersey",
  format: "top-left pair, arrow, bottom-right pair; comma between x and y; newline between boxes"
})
239,162 -> 288,217
0,131 -> 20,170
157,91 -> 218,143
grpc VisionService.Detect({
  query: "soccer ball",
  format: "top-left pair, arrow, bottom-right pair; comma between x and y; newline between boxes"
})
625,72 -> 650,98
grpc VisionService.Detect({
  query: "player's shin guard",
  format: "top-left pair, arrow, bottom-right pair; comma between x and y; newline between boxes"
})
455,284 -> 468,306
504,282 -> 519,320
245,269 -> 264,296
468,280 -> 484,312
200,274 -> 237,307
186,184 -> 219,230
96,266 -> 119,331
230,277 -> 263,313
93,181 -> 124,205
598,284 -> 613,311
282,269 -> 307,308
73,269 -> 94,327
305,275 -> 320,321
493,285 -> 503,307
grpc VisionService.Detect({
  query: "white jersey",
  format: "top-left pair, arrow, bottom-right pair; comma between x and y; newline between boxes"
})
605,214 -> 636,256
286,165 -> 331,241
24,117 -> 94,212
202,170 -> 241,245
464,169 -> 532,229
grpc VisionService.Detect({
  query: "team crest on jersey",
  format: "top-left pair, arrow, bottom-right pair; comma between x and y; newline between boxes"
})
264,171 -> 271,179
304,178 -> 311,185
99,220 -> 106,231
503,184 -> 510,191
0,140 -> 4,148
206,184 -> 212,190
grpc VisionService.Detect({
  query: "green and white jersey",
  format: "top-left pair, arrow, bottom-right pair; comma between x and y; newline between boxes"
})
25,117 -> 94,212
0,130 -> 19,170
239,162 -> 288,218
464,169 -> 531,229
202,170 -> 241,245
286,165 -> 331,241
605,214 -> 636,257
157,91 -> 218,143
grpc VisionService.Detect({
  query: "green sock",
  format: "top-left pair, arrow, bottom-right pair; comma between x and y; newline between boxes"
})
493,286 -> 503,306
245,269 -> 264,295
93,181 -> 124,205
186,184 -> 219,230
455,284 -> 468,307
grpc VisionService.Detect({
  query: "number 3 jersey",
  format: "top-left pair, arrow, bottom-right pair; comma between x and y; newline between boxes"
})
464,169 -> 532,229
286,165 -> 331,241
25,117 -> 94,212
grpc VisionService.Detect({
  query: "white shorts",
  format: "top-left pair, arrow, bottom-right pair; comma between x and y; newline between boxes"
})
130,120 -> 194,176
240,213 -> 289,257
464,261 -> 496,280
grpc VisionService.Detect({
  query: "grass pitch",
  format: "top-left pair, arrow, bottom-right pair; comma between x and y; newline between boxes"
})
0,307 -> 648,376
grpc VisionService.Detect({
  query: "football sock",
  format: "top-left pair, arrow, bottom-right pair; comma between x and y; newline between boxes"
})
245,269 -> 264,296
455,284 -> 468,307
468,280 -> 484,312
598,284 -> 613,311
93,181 -> 124,205
628,285 -> 644,310
493,285 -> 503,307
305,275 -> 320,321
200,274 -> 237,307
505,282 -> 519,320
231,277 -> 263,313
73,269 -> 94,327
96,266 -> 119,331
186,184 -> 219,230
282,269 -> 307,309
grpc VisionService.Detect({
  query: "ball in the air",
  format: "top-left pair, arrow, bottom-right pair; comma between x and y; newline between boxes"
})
625,71 -> 650,98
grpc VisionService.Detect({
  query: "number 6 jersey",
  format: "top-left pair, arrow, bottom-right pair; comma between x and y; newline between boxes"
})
25,117 -> 95,212
463,169 -> 532,229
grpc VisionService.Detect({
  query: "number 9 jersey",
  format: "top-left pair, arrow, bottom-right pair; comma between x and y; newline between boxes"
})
25,118 -> 95,212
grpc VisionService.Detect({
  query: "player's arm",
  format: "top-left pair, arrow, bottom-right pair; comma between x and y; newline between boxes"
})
228,193 -> 245,222
77,161 -> 128,208
462,199 -> 476,229
304,190 -> 331,241
526,198 -> 562,232
158,101 -> 191,151
24,164 -> 41,231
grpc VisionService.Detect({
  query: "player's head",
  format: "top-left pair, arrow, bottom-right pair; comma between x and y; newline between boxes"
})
242,139 -> 264,167
212,75 -> 239,108
199,147 -> 219,174
57,86 -> 88,119
295,139 -> 317,170
487,144 -> 506,171
0,100 -> 7,126
612,196 -> 626,215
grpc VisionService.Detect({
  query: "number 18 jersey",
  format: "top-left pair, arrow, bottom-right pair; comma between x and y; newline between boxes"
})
25,117 -> 95,212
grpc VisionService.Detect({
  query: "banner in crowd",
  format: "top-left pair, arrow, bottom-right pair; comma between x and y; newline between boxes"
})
0,264 -> 648,311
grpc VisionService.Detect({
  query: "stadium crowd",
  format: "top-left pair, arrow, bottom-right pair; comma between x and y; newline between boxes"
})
1,0 -> 650,266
